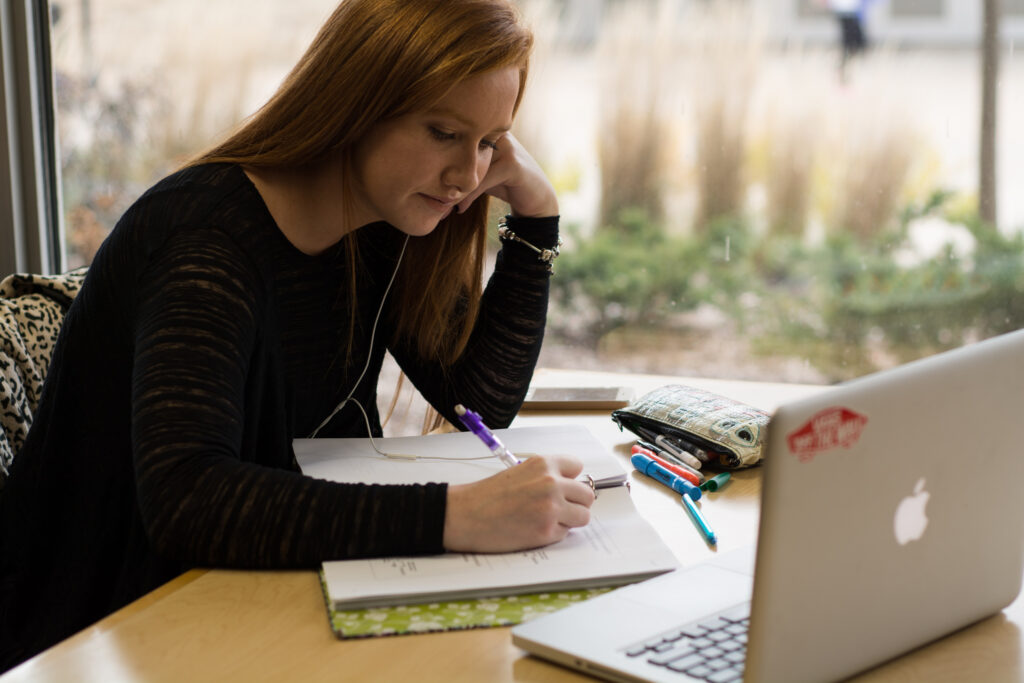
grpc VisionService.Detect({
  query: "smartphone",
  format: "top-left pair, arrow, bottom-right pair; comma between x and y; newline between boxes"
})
521,386 -> 634,410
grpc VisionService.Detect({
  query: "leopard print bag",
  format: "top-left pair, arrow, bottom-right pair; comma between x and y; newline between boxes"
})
0,268 -> 87,486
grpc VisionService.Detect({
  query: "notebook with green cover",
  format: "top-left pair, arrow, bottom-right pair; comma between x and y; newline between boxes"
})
295,425 -> 679,626
318,569 -> 612,639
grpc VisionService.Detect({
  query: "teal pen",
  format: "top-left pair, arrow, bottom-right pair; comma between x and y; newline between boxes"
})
681,492 -> 717,546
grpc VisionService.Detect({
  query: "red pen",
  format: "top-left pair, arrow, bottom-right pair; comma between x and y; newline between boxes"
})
631,444 -> 703,486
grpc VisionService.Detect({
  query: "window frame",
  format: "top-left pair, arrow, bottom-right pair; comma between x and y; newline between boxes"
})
0,0 -> 62,276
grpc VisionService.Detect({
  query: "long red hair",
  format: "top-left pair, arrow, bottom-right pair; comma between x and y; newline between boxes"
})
193,0 -> 533,363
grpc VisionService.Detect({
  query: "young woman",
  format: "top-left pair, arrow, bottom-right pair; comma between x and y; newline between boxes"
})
0,0 -> 593,670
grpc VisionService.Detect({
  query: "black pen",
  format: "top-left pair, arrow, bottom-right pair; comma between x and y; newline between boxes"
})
654,434 -> 703,471
636,425 -> 711,465
660,433 -> 711,464
634,430 -> 692,471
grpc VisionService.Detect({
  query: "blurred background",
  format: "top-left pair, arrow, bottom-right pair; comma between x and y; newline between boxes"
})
47,0 -> 1024,429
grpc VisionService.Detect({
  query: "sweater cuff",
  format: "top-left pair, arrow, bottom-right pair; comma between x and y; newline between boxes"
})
498,215 -> 561,268
417,483 -> 448,554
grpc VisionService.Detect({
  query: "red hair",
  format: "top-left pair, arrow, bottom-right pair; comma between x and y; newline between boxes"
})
194,0 -> 534,363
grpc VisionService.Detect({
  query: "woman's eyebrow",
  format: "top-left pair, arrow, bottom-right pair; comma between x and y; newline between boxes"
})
427,107 -> 512,135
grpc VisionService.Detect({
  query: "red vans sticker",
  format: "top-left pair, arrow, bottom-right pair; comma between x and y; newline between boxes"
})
786,407 -> 868,462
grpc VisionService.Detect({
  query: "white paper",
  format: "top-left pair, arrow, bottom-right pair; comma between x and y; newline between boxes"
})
293,424 -> 627,486
294,425 -> 679,610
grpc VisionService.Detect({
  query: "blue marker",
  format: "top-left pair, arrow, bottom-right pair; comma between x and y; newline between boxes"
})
682,493 -> 717,546
631,453 -> 701,501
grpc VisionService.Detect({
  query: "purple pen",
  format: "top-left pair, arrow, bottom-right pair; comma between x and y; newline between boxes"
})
454,404 -> 521,468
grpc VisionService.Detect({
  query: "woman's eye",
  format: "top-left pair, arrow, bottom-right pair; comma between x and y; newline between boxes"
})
429,127 -> 456,142
480,139 -> 499,151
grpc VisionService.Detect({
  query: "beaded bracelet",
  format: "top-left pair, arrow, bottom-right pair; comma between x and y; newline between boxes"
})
497,215 -> 562,273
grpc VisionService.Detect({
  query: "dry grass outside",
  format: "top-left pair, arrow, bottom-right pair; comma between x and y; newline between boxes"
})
598,105 -> 672,228
763,106 -> 818,237
508,0 -> 561,174
685,2 -> 764,232
694,94 -> 749,230
594,1 -> 676,229
829,113 -> 919,241
50,0 -> 327,265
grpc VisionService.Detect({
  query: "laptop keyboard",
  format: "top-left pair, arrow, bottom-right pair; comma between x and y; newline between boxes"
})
623,602 -> 750,682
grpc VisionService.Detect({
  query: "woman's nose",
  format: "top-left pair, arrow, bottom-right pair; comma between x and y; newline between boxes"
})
443,145 -> 483,193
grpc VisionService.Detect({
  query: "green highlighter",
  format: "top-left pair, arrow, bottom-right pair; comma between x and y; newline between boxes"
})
699,472 -> 731,492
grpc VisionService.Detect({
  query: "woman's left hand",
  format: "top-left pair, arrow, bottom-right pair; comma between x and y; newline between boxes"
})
456,133 -> 559,218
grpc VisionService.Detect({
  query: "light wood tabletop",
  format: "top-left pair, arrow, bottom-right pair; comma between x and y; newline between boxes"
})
4,370 -> 1022,683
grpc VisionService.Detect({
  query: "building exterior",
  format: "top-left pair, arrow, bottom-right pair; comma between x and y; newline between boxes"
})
551,0 -> 1024,48
775,0 -> 1024,47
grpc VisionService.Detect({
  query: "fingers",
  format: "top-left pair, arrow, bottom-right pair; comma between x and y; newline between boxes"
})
563,478 -> 596,509
551,454 -> 585,479
455,133 -> 558,218
515,456 -> 594,532
441,455 -> 595,552
534,455 -> 593,507
559,496 -> 593,530
456,138 -> 510,214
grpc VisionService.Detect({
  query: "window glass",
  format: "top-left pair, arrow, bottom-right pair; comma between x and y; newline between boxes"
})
516,0 -> 1023,387
1006,0 -> 1024,17
51,0 -> 1022,414
890,0 -> 944,19
50,0 -> 329,266
796,0 -> 830,19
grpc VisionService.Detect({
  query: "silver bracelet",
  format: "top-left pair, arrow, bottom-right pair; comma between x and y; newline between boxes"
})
497,215 -> 562,273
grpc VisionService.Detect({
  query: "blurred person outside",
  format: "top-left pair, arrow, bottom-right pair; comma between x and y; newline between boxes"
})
826,0 -> 876,81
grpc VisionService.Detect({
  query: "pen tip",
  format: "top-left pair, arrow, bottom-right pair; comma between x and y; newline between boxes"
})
454,404 -> 466,415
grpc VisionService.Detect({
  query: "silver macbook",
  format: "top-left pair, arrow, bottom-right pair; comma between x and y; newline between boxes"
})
512,328 -> 1024,682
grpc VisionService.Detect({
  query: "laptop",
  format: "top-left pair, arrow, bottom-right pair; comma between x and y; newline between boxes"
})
512,328 -> 1024,682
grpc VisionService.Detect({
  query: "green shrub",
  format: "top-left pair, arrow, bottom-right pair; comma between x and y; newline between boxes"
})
548,193 -> 1023,381
549,209 -> 698,342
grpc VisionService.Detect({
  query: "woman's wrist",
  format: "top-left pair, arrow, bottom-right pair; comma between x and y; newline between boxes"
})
497,214 -> 561,272
505,176 -> 559,219
509,198 -> 559,219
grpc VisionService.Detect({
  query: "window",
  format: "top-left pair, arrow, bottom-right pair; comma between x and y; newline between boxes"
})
0,0 -> 60,275
796,0 -> 829,19
520,1 -> 1022,387
4,0 -> 1021,431
890,0 -> 944,19
49,0 -> 328,268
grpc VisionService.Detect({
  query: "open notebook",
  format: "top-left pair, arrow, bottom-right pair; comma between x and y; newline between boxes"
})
294,425 -> 678,613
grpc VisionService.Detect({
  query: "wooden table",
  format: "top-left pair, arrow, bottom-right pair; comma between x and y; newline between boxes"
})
4,371 -> 1022,682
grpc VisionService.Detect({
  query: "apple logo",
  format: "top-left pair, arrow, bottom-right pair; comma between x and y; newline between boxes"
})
894,478 -> 930,545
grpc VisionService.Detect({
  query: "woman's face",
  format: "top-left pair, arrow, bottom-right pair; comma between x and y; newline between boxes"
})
350,66 -> 519,236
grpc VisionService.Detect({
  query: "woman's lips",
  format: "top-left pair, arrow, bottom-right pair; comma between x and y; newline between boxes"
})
421,193 -> 459,213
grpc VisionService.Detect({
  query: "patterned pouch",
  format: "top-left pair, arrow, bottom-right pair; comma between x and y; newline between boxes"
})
611,384 -> 770,469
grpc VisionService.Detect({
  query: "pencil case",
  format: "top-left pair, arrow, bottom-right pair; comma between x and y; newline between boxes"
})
611,384 -> 770,469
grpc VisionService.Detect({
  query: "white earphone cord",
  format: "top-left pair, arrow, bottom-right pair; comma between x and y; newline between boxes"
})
307,235 -> 409,443
306,233 -> 494,463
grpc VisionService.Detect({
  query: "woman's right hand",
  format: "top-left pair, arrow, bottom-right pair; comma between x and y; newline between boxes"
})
455,132 -> 559,219
442,455 -> 595,553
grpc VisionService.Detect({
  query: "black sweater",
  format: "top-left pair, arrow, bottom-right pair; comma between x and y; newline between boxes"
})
0,163 -> 556,670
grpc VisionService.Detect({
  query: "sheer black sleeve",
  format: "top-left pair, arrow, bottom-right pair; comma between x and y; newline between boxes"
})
131,228 -> 446,568
390,215 -> 558,429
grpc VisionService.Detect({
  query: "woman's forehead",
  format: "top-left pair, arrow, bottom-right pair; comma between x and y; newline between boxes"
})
424,68 -> 519,130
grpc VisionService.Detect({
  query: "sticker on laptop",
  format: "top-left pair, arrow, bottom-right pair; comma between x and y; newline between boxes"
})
786,407 -> 868,462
